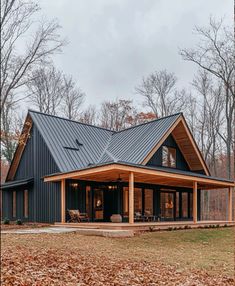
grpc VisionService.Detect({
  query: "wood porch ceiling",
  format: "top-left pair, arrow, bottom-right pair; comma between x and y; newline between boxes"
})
44,163 -> 234,190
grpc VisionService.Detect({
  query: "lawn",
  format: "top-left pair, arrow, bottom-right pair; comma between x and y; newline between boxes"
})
1,227 -> 234,285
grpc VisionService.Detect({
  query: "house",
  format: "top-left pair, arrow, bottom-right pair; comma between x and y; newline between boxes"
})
1,110 -> 234,225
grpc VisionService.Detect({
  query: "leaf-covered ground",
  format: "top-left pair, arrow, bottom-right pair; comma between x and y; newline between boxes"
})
1,222 -> 50,230
1,228 -> 234,285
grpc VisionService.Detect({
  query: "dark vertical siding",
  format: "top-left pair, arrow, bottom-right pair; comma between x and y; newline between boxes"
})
147,134 -> 190,171
2,190 -> 12,220
2,130 -> 35,221
2,124 -> 60,223
34,126 -> 60,223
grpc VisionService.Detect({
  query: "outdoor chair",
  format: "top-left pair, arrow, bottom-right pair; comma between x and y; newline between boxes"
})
144,210 -> 155,222
134,212 -> 144,222
67,209 -> 89,223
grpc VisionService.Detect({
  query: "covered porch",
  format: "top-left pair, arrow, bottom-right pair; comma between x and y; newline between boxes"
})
44,162 -> 234,225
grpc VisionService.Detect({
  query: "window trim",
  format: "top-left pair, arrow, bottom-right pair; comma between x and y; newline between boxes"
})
24,189 -> 29,218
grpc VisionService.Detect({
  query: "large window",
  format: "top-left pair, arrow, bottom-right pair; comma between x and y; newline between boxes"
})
86,186 -> 92,218
162,146 -> 176,168
176,192 -> 179,218
123,187 -> 129,217
24,190 -> 28,218
182,192 -> 188,218
134,188 -> 142,214
12,191 -> 16,218
160,192 -> 174,220
144,189 -> 153,215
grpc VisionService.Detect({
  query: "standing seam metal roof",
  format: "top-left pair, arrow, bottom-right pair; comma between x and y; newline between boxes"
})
29,110 -> 181,173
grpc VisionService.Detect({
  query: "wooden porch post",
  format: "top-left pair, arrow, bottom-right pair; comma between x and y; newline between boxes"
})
129,172 -> 134,224
61,179 -> 66,223
228,187 -> 233,221
193,181 -> 197,223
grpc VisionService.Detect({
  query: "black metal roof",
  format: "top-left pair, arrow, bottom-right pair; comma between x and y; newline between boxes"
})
29,110 -> 182,173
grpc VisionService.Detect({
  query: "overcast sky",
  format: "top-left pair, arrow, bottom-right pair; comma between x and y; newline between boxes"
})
37,0 -> 233,109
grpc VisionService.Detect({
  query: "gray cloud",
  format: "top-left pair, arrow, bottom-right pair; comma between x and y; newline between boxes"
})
37,0 -> 233,109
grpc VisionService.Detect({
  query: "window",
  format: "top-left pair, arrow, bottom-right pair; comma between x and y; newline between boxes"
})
134,188 -> 142,214
123,187 -> 129,216
12,191 -> 16,218
176,192 -> 179,218
182,192 -> 188,218
189,192 -> 193,218
24,190 -> 29,218
162,146 -> 176,168
86,186 -> 92,219
160,192 -> 174,220
144,189 -> 153,215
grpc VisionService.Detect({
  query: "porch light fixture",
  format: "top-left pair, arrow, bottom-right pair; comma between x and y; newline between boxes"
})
71,183 -> 78,188
108,185 -> 117,190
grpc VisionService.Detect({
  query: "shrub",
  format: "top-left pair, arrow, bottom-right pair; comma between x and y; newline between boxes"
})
149,226 -> 155,232
224,224 -> 228,227
216,224 -> 220,228
184,225 -> 191,229
16,219 -> 23,225
3,218 -> 10,225
168,227 -> 173,231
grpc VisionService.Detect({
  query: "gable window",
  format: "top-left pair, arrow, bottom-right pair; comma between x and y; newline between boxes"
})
12,191 -> 16,218
24,190 -> 29,218
162,146 -> 176,168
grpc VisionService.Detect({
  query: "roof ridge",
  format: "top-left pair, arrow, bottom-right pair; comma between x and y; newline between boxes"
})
28,109 -> 116,133
97,132 -> 115,163
28,110 -> 183,134
114,112 -> 183,134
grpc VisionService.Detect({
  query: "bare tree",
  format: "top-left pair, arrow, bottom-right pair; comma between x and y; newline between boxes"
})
136,70 -> 187,117
61,76 -> 85,120
0,0 -> 66,110
191,70 -> 224,176
79,105 -> 97,125
99,99 -> 136,131
180,18 -> 234,179
0,95 -> 23,162
27,65 -> 65,115
27,65 -> 85,117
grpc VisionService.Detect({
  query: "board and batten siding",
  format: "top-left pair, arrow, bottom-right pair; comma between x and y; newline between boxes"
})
2,124 -> 61,223
33,126 -> 61,223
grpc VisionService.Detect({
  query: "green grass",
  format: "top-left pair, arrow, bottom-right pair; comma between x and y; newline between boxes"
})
106,228 -> 234,273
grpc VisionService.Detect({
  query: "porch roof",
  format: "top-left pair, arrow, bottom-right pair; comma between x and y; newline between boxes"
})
44,162 -> 234,190
1,177 -> 34,190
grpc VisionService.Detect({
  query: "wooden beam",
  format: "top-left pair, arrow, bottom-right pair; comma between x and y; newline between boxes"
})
129,172 -> 134,224
179,118 -> 210,176
44,163 -> 234,188
141,116 -> 182,165
228,187 -> 233,221
7,115 -> 33,180
61,179 -> 66,223
193,181 -> 197,223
